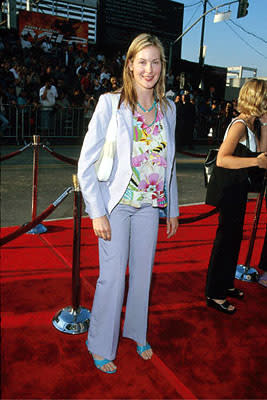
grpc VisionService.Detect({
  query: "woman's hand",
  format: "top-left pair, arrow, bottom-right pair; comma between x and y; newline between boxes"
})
257,152 -> 267,169
166,217 -> 179,239
92,216 -> 111,241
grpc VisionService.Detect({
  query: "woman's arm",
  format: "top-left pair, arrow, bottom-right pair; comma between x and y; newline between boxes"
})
216,121 -> 267,169
77,94 -> 113,219
259,113 -> 267,152
166,101 -> 179,238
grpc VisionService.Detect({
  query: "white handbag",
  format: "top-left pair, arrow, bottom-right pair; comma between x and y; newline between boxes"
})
95,94 -> 120,181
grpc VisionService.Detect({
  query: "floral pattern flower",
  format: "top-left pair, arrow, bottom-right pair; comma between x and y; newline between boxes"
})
132,152 -> 149,167
150,152 -> 167,167
138,173 -> 164,192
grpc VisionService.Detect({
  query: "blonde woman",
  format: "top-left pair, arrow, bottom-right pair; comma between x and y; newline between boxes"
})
78,33 -> 179,373
206,79 -> 267,314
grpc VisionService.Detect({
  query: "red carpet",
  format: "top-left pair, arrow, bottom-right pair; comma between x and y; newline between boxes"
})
1,201 -> 266,399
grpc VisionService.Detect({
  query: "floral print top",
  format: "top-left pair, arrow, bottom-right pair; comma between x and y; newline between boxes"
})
120,107 -> 167,208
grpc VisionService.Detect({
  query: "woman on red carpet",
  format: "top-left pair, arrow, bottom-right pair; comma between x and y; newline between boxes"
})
78,33 -> 179,373
258,112 -> 267,286
205,79 -> 267,314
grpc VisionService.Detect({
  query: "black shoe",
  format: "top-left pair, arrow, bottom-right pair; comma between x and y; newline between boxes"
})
207,298 -> 236,314
226,288 -> 244,299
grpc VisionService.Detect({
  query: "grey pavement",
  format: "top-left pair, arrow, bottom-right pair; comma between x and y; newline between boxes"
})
1,143 -> 213,227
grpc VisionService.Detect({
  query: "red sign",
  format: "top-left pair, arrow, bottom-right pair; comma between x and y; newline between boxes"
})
19,10 -> 88,50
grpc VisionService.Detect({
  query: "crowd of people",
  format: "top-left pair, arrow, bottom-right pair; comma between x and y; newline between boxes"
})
0,28 -> 123,140
0,28 -> 239,147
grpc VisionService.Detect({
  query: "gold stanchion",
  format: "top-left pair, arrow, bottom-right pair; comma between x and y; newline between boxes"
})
236,173 -> 267,282
28,135 -> 47,234
52,175 -> 90,334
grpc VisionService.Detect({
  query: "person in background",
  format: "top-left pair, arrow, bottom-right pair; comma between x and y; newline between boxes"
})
205,79 -> 267,314
218,101 -> 234,142
180,93 -> 196,149
166,69 -> 174,90
78,33 -> 179,374
39,79 -> 58,136
83,93 -> 96,131
110,76 -> 119,92
80,71 -> 93,95
257,113 -> 267,287
20,34 -> 32,52
0,84 -> 9,136
232,98 -> 239,118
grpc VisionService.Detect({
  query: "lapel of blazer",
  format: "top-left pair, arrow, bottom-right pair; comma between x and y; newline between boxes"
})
116,102 -> 133,171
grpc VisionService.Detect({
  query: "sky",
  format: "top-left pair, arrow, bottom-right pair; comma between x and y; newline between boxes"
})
172,0 -> 267,77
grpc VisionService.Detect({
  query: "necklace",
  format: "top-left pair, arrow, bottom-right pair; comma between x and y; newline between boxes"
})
145,104 -> 158,128
137,99 -> 156,113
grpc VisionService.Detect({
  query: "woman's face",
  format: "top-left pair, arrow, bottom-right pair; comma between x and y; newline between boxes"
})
129,45 -> 162,91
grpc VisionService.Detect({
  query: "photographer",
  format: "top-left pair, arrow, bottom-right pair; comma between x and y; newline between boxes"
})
83,93 -> 96,132
39,79 -> 58,136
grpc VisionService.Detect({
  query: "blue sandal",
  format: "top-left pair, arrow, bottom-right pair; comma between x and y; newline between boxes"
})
86,340 -> 117,374
137,343 -> 152,359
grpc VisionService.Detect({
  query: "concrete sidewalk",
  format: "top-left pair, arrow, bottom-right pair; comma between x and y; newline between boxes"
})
1,144 -> 211,227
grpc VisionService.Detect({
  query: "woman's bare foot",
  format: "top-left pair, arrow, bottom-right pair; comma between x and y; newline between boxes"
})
210,298 -> 235,312
92,353 -> 117,373
136,343 -> 153,360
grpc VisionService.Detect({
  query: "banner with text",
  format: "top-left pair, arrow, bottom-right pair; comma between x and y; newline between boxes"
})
19,10 -> 88,50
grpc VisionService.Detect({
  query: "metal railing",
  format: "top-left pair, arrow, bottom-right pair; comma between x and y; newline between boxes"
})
1,103 -> 227,145
1,104 -> 89,143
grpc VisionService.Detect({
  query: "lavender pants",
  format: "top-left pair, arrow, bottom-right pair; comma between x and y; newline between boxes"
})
87,203 -> 159,360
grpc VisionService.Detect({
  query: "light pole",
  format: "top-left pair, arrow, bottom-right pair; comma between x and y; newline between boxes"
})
168,0 -> 239,75
199,0 -> 208,68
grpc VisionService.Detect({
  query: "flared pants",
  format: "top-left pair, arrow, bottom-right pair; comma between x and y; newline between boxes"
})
87,203 -> 159,360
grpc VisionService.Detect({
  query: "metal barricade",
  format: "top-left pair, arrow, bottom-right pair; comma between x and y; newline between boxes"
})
1,103 -> 225,145
1,104 -> 88,143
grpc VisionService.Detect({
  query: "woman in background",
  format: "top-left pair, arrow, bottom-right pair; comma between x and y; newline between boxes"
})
206,79 -> 267,314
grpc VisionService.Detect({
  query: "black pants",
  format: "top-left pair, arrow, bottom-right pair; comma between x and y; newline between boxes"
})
206,187 -> 248,299
258,196 -> 267,271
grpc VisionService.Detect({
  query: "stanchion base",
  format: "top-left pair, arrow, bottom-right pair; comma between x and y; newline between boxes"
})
52,306 -> 91,334
235,264 -> 259,282
27,223 -> 47,234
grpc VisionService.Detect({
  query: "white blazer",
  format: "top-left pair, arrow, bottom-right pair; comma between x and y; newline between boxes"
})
78,92 -> 179,219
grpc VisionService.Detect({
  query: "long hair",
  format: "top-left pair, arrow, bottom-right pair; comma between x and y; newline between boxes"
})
237,78 -> 267,117
119,33 -> 169,113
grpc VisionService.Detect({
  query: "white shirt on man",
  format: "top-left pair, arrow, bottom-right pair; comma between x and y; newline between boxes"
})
39,85 -> 58,109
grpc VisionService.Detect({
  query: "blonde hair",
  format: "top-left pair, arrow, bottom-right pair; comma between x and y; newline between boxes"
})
237,78 -> 267,117
119,33 -> 169,113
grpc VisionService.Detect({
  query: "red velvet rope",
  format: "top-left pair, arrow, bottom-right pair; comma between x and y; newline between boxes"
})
159,207 -> 218,225
177,150 -> 207,158
42,145 -> 78,166
179,207 -> 218,224
0,187 -> 73,246
0,143 -> 32,162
